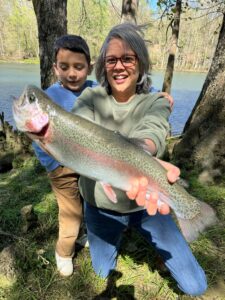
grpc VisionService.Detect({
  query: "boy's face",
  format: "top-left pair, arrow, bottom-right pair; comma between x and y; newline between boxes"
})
53,49 -> 92,92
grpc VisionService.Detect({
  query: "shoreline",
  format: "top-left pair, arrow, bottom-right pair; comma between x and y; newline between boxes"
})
0,59 -> 208,74
0,58 -> 40,64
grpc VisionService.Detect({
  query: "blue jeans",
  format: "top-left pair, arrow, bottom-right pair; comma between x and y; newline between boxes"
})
84,202 -> 207,296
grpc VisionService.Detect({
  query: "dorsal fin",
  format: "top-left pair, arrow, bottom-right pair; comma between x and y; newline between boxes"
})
128,138 -> 153,156
114,130 -> 153,156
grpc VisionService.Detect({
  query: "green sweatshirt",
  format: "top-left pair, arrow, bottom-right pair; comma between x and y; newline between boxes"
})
72,86 -> 171,213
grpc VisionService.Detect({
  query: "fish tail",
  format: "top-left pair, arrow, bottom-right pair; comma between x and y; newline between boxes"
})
177,201 -> 218,242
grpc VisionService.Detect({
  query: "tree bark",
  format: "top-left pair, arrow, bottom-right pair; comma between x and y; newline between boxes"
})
32,0 -> 67,89
121,0 -> 139,24
162,0 -> 182,93
173,13 -> 225,183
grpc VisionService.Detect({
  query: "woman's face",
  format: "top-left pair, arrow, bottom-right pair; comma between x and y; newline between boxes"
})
105,38 -> 140,102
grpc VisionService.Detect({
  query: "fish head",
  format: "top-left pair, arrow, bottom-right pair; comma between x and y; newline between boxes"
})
12,85 -> 50,139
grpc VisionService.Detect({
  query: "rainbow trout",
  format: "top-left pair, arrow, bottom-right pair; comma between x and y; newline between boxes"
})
13,85 -> 217,242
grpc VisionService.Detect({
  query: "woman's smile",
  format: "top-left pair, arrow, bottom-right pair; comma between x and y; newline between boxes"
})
105,38 -> 140,102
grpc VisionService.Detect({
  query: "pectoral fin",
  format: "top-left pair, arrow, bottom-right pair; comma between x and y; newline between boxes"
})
100,182 -> 118,203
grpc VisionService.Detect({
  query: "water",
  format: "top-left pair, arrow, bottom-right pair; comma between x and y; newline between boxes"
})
0,63 -> 206,135
0,63 -> 40,126
152,72 -> 206,135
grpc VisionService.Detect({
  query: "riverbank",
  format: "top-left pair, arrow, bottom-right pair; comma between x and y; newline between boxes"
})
0,58 -> 40,64
0,58 -> 208,73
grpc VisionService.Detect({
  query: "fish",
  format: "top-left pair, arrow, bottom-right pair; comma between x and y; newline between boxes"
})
12,85 -> 217,242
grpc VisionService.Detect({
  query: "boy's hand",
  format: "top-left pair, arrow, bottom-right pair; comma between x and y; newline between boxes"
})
159,92 -> 174,110
126,159 -> 180,215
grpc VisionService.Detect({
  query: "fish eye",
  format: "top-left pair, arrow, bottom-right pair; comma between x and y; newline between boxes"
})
29,94 -> 36,103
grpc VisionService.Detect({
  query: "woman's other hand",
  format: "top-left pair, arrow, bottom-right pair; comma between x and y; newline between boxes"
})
126,159 -> 180,215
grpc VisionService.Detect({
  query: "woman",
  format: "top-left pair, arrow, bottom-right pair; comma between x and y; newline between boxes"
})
72,23 -> 207,296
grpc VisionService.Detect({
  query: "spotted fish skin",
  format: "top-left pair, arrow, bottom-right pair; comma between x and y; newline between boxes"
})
12,85 -> 217,242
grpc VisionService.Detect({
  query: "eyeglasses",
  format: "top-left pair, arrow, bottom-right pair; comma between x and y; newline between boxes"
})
104,55 -> 137,69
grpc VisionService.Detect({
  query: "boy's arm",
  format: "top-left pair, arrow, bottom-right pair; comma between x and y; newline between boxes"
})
150,86 -> 174,110
32,142 -> 60,172
160,92 -> 174,110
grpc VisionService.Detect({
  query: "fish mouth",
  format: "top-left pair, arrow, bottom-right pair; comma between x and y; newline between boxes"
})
13,85 -> 50,136
29,122 -> 49,137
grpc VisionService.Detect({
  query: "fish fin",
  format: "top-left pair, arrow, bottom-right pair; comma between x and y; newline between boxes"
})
128,138 -> 153,156
36,141 -> 56,158
100,182 -> 118,203
177,201 -> 218,242
114,131 -> 152,156
177,178 -> 189,189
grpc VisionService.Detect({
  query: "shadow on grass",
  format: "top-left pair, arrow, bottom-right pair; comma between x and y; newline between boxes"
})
92,270 -> 136,300
118,228 -> 181,294
118,217 -> 225,298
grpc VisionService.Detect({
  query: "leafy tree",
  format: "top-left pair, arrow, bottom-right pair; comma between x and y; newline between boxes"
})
161,0 -> 182,93
67,0 -> 117,60
1,0 -> 37,58
0,0 -> 220,75
121,0 -> 139,23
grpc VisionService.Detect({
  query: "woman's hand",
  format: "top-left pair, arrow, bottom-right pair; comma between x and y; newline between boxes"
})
126,158 -> 180,215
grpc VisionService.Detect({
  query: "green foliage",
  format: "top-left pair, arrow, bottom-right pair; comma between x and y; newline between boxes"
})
0,0 -> 222,72
67,0 -> 118,60
1,0 -> 38,58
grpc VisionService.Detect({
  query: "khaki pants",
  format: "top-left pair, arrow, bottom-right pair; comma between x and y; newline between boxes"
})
48,166 -> 82,258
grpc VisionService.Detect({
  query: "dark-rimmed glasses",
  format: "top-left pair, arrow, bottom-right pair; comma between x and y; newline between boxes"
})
104,55 -> 137,69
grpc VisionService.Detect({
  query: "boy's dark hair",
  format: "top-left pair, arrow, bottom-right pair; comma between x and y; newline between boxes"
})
53,34 -> 91,64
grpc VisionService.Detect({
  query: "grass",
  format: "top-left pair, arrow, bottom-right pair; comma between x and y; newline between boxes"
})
0,156 -> 225,299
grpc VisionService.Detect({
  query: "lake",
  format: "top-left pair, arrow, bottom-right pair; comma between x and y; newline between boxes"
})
0,63 -> 206,135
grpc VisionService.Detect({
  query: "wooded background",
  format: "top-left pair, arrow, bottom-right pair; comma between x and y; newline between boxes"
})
1,0 -> 225,182
0,0 -> 222,72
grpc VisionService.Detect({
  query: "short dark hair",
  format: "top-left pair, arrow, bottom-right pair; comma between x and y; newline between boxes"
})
53,34 -> 91,64
95,23 -> 152,94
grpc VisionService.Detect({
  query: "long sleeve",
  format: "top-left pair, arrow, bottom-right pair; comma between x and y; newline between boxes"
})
32,141 -> 60,171
129,95 -> 170,157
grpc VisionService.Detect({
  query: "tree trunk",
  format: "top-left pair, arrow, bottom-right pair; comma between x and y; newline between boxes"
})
162,0 -> 182,93
32,0 -> 67,89
173,14 -> 225,183
121,0 -> 139,24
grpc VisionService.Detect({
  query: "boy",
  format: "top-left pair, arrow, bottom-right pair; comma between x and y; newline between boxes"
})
32,35 -> 97,277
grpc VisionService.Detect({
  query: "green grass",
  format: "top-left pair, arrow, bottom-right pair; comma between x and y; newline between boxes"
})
0,156 -> 225,299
